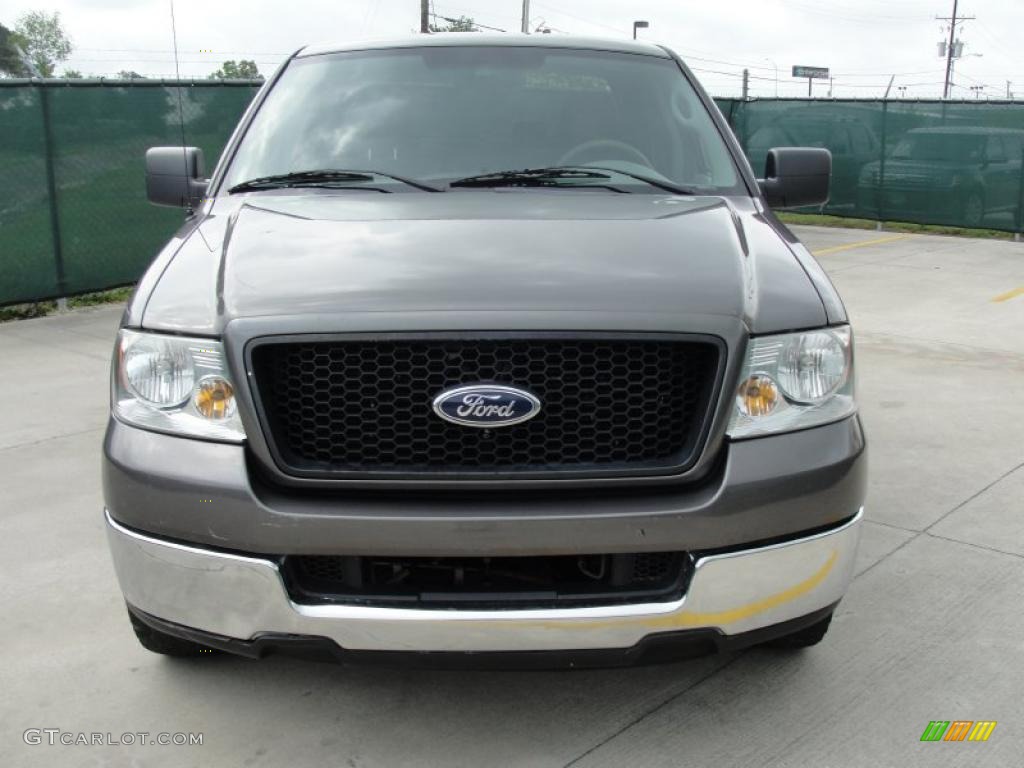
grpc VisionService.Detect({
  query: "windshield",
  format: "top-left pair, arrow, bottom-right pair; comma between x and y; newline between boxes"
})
222,46 -> 741,193
891,133 -> 985,162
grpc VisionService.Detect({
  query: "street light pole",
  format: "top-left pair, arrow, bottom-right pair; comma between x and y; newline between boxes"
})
521,0 -> 530,33
633,20 -> 649,39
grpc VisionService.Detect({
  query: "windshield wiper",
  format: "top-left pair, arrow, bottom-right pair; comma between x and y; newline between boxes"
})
229,166 -> 694,195
228,169 -> 442,194
567,166 -> 698,195
449,168 -> 613,189
449,166 -> 697,195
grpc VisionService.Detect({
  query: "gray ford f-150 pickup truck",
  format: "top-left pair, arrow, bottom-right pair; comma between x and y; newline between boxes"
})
104,34 -> 865,667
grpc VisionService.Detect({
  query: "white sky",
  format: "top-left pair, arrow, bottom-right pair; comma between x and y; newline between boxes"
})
5,0 -> 1023,99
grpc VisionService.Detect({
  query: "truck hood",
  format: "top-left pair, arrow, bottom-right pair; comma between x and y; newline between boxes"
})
140,192 -> 826,335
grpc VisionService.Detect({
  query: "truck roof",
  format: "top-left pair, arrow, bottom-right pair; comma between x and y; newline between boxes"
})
906,126 -> 1024,136
297,33 -> 671,60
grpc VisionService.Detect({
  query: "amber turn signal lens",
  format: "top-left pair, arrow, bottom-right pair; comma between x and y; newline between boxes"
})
737,374 -> 778,418
193,377 -> 236,420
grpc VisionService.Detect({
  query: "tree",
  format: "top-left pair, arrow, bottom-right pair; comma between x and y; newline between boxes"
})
62,69 -> 83,79
208,59 -> 261,80
430,15 -> 477,32
117,70 -> 145,79
0,22 -> 29,76
14,11 -> 72,77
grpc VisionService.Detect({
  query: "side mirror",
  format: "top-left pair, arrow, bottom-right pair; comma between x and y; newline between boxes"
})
145,147 -> 208,208
757,147 -> 831,208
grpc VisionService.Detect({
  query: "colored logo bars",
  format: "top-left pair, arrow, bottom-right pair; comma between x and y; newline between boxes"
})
920,721 -> 997,742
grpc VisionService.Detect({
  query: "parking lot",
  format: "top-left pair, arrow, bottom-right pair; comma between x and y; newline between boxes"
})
2,223 -> 1023,767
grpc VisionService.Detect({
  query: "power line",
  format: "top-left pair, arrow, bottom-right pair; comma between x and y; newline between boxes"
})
361,0 -> 381,34
778,0 -> 933,23
75,47 -> 292,55
525,2 -> 955,85
66,57 -> 283,64
971,20 -> 1018,71
530,1 -> 625,36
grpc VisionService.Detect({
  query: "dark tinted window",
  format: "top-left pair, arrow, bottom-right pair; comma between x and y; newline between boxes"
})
892,132 -> 985,161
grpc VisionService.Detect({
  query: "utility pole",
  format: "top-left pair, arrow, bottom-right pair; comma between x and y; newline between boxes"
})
521,0 -> 530,33
742,69 -> 749,100
884,74 -> 896,100
937,0 -> 975,99
420,0 -> 429,33
1008,80 -> 1014,100
942,0 -> 958,99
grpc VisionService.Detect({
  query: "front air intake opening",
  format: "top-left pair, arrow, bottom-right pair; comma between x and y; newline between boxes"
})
282,551 -> 691,609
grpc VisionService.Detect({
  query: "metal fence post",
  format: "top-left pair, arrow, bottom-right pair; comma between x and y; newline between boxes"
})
876,99 -> 889,230
1016,146 -> 1024,242
736,99 -> 749,163
38,84 -> 67,304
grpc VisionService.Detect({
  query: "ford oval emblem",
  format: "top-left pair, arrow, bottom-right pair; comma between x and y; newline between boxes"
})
432,384 -> 541,428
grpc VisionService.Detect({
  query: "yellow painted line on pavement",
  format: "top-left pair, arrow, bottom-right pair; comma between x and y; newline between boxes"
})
992,285 -> 1024,303
813,233 -> 912,257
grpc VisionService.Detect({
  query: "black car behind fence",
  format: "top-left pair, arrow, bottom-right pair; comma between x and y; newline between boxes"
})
2,79 -> 1023,307
723,98 -> 1024,231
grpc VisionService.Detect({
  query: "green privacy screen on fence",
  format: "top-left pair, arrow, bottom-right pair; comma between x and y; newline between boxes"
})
2,83 -> 1023,307
0,80 -> 261,306
718,98 -> 1024,232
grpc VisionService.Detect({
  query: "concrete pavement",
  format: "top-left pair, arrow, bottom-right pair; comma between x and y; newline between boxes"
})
1,225 -> 1023,767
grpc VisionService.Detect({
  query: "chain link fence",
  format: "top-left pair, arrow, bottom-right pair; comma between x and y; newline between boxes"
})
1,84 -> 1022,307
717,97 -> 1024,233
0,79 -> 261,306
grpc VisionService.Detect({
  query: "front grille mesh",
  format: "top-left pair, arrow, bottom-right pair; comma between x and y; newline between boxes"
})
631,552 -> 675,582
250,337 -> 718,477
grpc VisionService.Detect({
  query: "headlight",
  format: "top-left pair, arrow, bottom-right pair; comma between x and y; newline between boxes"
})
113,330 -> 245,442
727,326 -> 854,439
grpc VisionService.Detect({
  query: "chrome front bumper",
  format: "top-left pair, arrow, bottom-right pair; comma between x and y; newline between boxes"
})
106,509 -> 862,653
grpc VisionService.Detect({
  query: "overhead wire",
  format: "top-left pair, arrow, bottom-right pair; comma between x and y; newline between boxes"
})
67,1 -> 1015,99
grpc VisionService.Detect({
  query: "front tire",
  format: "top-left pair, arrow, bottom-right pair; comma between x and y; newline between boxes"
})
128,610 -> 214,657
765,612 -> 833,649
963,192 -> 985,228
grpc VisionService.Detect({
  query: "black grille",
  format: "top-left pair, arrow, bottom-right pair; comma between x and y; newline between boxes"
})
631,552 -> 675,582
284,552 -> 691,608
249,336 -> 719,478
